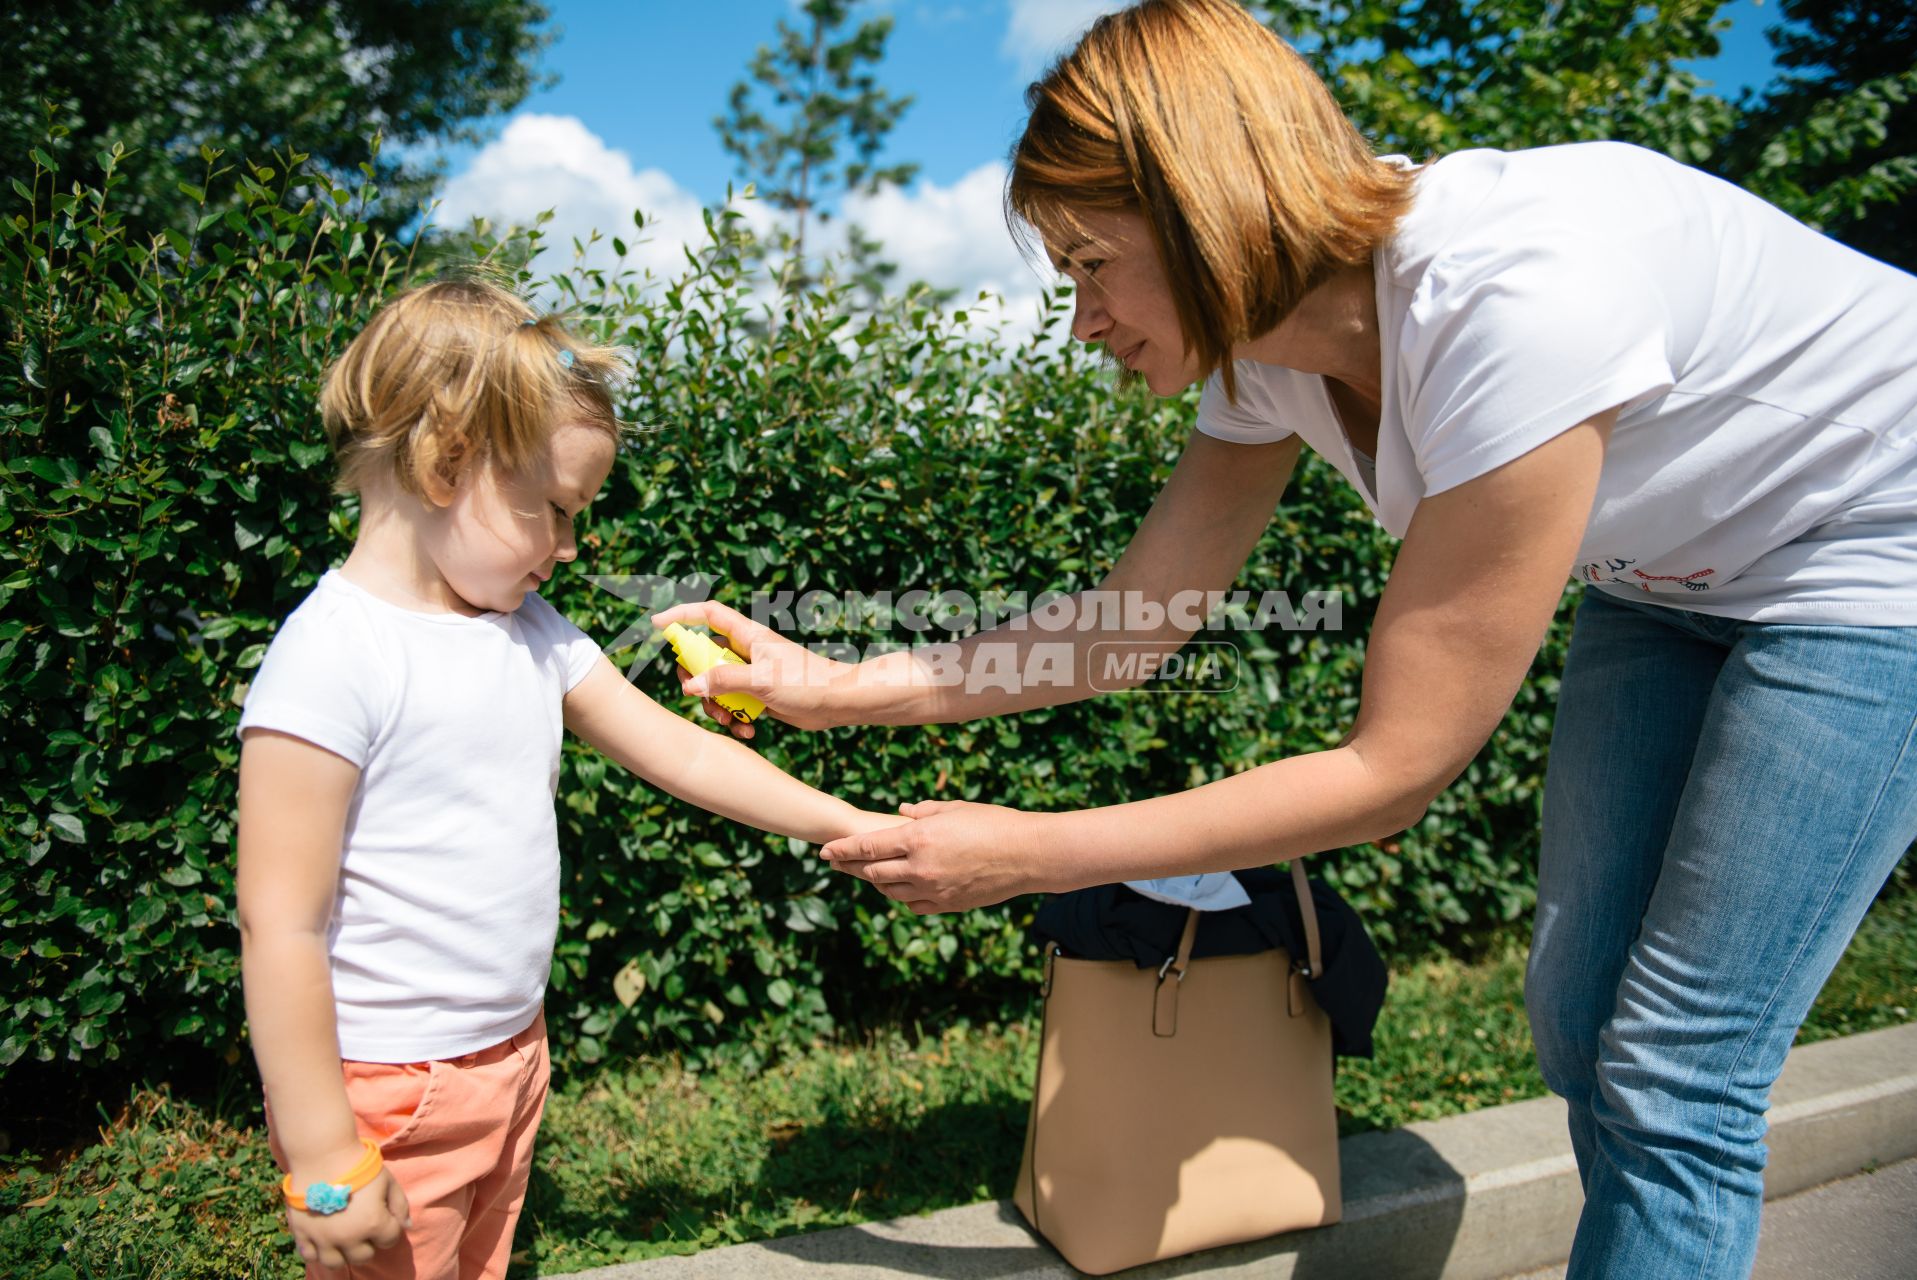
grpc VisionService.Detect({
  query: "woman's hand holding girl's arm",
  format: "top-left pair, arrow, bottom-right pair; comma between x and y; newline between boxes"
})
824,413 -> 1616,911
238,730 -> 410,1270
563,659 -> 909,846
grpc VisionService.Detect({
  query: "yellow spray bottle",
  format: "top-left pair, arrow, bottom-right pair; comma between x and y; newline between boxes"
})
661,623 -> 768,724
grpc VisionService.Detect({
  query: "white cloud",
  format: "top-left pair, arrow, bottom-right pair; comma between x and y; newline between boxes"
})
430,115 -> 1065,348
845,160 -> 1062,344
845,162 -> 1034,300
430,114 -> 744,289
1001,0 -> 1131,80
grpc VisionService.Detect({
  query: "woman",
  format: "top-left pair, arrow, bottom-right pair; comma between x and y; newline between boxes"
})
653,1 -> 1917,1275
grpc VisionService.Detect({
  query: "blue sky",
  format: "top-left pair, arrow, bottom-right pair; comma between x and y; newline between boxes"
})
427,1 -> 1786,320
438,0 -> 1783,195
435,1 -> 1053,196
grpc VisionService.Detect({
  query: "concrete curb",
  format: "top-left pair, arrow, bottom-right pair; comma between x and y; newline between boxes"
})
559,1022 -> 1917,1279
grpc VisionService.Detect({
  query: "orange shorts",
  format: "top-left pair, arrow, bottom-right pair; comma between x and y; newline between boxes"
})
267,1010 -> 551,1280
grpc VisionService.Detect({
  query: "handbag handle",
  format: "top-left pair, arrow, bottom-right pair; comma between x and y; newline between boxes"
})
1152,910 -> 1201,1037
1149,868 -> 1322,1036
1157,907 -> 1202,982
1156,865 -> 1323,982
1289,861 -> 1323,978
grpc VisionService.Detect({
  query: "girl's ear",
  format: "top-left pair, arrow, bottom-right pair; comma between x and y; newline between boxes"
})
415,424 -> 468,508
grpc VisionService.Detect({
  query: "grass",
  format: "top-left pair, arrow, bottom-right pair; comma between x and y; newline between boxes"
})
4,892 -> 1912,1279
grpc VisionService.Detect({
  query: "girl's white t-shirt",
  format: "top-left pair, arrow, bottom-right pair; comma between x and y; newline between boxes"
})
238,570 -> 602,1062
1198,142 -> 1917,624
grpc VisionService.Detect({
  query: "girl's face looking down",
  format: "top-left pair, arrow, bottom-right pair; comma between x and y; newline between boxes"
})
1051,206 -> 1203,398
425,420 -> 617,616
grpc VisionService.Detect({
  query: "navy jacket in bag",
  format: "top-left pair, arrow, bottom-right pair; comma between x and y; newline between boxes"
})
1033,867 -> 1388,1058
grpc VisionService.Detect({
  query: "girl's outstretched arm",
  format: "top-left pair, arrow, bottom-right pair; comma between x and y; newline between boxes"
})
563,657 -> 906,845
237,729 -> 410,1269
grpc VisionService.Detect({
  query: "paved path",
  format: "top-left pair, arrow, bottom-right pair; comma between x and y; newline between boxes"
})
1503,1156 -> 1917,1280
562,1026 -> 1917,1280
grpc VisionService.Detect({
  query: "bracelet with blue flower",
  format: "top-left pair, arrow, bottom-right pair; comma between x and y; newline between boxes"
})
281,1137 -> 383,1216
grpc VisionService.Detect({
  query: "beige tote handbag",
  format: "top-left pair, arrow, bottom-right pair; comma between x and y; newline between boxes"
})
1013,862 -> 1341,1275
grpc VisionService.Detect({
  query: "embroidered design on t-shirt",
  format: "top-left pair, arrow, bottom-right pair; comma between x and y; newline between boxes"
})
1577,559 -> 1716,592
1631,567 -> 1715,592
1578,558 -> 1637,585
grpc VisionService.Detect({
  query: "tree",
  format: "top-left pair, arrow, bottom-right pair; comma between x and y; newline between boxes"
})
1253,0 -> 1737,163
1251,0 -> 1916,271
1722,0 -> 1917,271
0,0 -> 553,238
715,0 -> 918,286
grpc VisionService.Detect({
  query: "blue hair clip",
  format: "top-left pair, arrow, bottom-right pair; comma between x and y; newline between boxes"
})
518,317 -> 576,370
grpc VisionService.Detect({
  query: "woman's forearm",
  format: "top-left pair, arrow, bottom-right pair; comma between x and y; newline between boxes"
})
1024,744 -> 1423,891
841,432 -> 1301,727
840,582 -> 1199,726
658,438 -> 1297,736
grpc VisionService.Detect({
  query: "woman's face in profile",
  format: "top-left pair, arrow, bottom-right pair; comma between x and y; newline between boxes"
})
1049,207 -> 1202,397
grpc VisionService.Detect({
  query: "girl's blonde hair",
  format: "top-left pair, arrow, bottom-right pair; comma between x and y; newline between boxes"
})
319,276 -> 625,497
1008,0 -> 1415,401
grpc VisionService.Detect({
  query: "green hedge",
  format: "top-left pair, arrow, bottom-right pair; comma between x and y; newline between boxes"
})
0,133 -> 1574,1078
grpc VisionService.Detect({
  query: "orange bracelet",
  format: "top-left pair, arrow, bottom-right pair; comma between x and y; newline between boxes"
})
281,1137 -> 383,1215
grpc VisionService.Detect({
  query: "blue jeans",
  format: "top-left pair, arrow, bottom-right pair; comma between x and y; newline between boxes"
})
1526,588 -> 1917,1280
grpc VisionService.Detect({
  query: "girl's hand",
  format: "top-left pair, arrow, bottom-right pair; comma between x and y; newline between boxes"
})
649,601 -> 853,739
286,1161 -> 411,1272
821,800 -> 1051,913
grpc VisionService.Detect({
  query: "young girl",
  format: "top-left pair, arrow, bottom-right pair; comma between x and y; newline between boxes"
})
235,278 -> 904,1278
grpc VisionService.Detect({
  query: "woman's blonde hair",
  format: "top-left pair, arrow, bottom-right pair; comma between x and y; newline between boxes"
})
319,275 -> 625,497
1008,0 -> 1415,400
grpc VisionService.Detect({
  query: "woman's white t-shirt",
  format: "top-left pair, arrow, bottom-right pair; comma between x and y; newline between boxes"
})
238,570 -> 603,1062
1198,142 -> 1917,624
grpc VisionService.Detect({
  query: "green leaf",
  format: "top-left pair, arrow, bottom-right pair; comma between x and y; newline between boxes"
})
783,896 -> 837,934
613,960 -> 646,1008
46,812 -> 85,843
289,440 -> 329,467
233,516 -> 267,551
24,456 -> 72,485
128,896 -> 166,931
